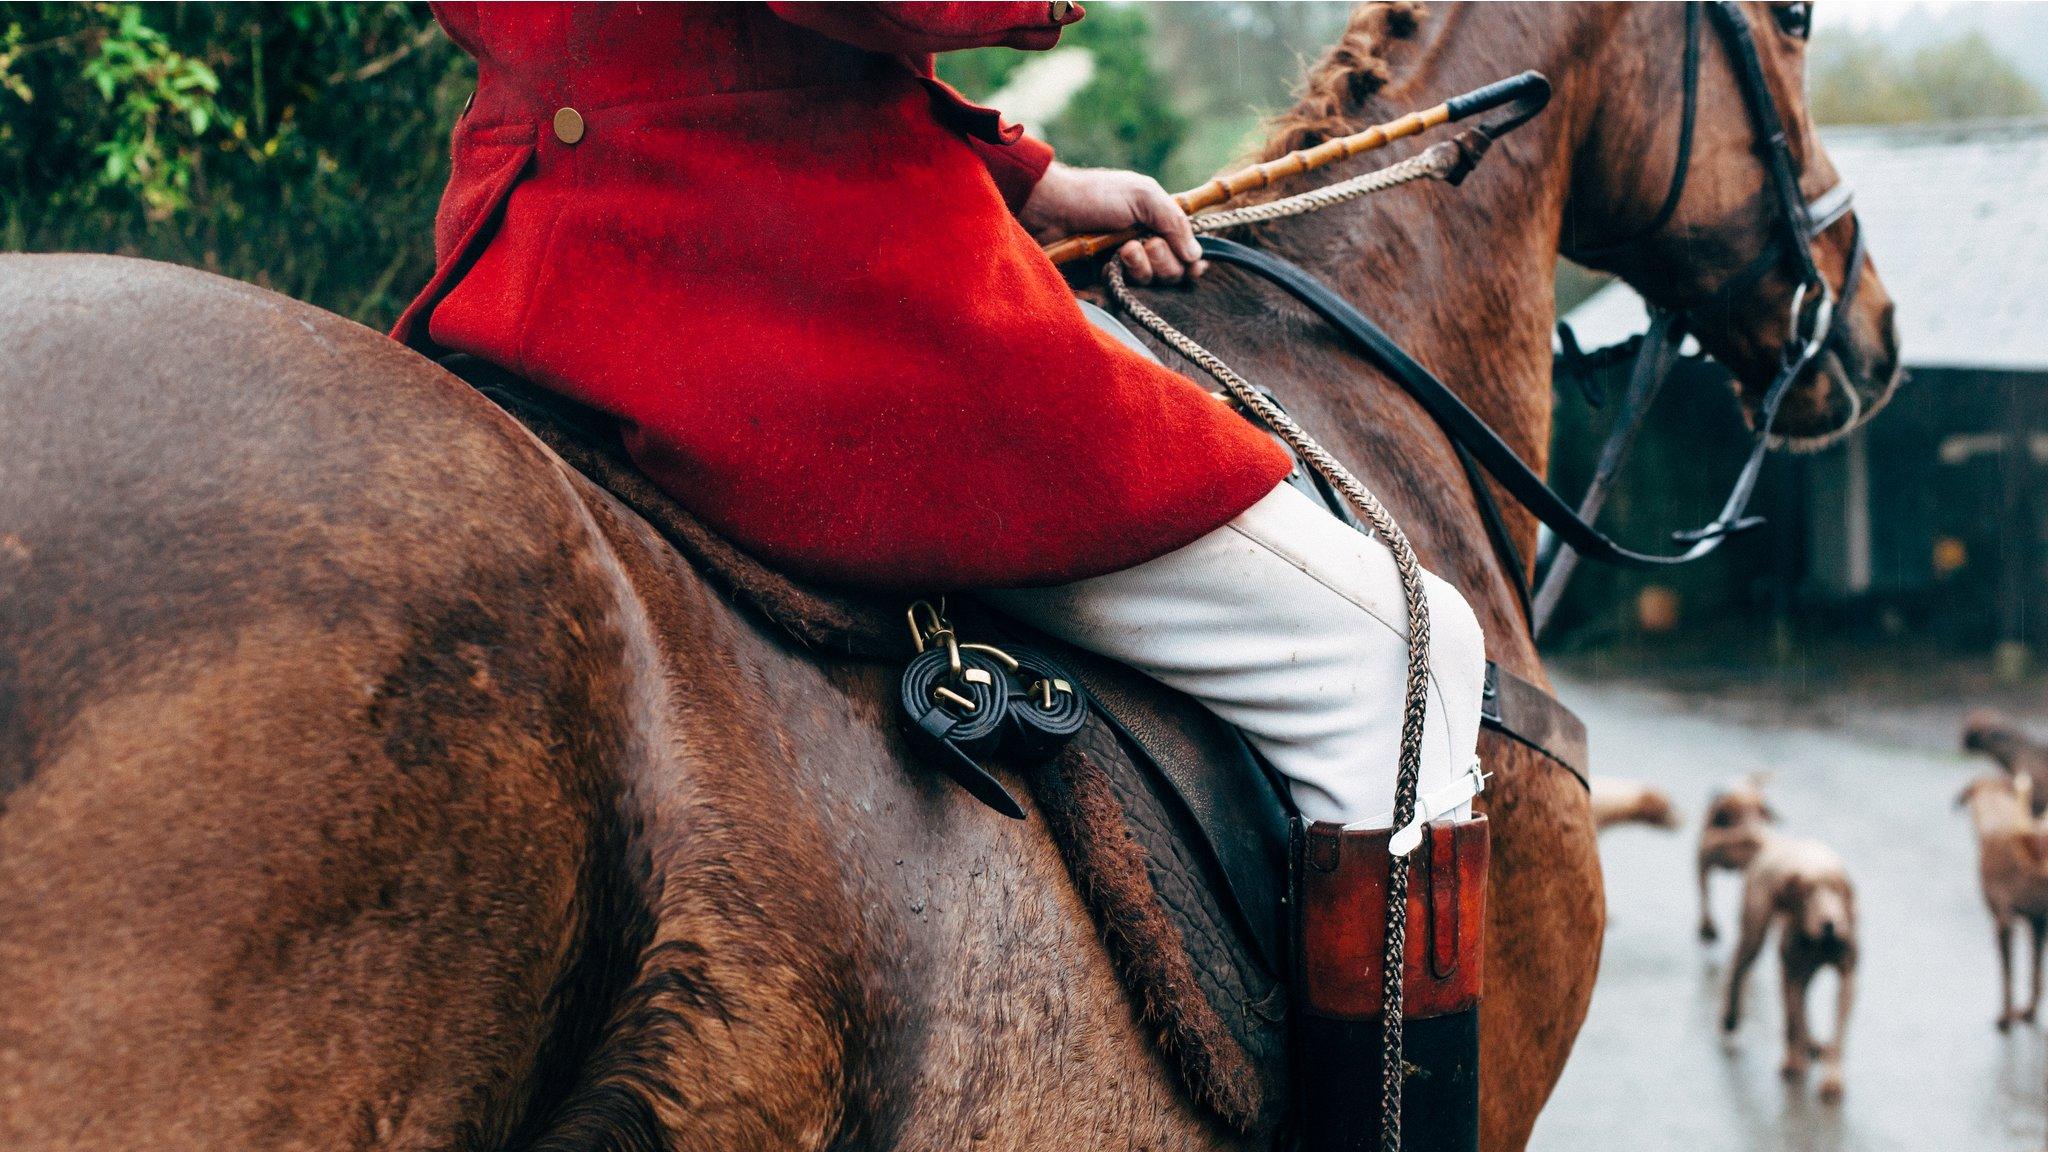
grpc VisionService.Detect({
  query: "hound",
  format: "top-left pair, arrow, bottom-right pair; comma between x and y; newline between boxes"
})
1963,711 -> 2048,817
1721,834 -> 1858,1103
1590,776 -> 1681,833
1957,772 -> 2048,1030
1697,774 -> 1776,941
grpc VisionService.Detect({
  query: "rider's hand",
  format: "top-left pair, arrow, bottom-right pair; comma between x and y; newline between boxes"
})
1020,162 -> 1208,285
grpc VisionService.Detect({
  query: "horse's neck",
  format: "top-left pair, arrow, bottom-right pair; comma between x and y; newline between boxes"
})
1289,185 -> 1557,452
1256,6 -> 1601,555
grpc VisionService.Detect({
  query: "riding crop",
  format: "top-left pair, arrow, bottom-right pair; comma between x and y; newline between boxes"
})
1041,70 -> 1550,266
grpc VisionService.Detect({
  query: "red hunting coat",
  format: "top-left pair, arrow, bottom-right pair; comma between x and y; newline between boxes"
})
394,1 -> 1291,590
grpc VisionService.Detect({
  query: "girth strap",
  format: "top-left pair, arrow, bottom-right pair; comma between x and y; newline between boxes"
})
1481,663 -> 1587,789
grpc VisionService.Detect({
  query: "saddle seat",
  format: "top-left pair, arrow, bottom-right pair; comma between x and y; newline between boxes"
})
442,354 -> 1297,1138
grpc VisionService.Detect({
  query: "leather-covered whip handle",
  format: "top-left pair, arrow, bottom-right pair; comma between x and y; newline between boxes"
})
1041,70 -> 1550,266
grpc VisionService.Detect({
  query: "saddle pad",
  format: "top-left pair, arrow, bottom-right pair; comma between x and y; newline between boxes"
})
444,355 -> 1293,1137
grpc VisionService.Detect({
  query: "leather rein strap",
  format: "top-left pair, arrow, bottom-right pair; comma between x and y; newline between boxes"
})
1199,232 -> 1712,572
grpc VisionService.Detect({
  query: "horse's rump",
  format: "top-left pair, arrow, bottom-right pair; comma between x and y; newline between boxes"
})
0,256 -> 659,1149
0,256 -> 1254,1152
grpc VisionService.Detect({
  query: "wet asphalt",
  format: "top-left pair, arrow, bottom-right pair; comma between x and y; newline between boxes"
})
1530,677 -> 2045,1152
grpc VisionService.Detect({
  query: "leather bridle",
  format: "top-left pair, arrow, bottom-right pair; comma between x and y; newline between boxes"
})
1561,0 -> 1865,543
1530,0 -> 1869,626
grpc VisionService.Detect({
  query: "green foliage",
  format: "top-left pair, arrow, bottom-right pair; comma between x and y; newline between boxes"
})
80,5 -> 224,215
0,2 -> 469,326
1036,5 -> 1184,176
939,4 -> 1185,179
933,39 -> 1026,103
1812,28 -> 2044,126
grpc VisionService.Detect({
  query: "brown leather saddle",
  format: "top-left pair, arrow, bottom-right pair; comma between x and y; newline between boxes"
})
441,352 -> 1586,1144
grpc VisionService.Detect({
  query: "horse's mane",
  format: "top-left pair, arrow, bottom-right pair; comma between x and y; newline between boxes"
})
1260,1 -> 1425,157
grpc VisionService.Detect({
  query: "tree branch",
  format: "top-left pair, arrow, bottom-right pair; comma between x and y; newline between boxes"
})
326,23 -> 441,86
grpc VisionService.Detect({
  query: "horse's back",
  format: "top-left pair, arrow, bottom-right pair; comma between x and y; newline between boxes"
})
0,256 -> 651,1149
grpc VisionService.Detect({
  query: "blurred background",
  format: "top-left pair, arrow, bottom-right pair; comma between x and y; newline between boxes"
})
7,3 -> 2048,1148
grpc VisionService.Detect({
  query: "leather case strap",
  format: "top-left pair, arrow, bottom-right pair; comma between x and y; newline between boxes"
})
1296,817 -> 1489,1020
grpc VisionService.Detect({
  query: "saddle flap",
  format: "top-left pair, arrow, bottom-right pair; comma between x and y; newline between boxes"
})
1056,641 -> 1295,976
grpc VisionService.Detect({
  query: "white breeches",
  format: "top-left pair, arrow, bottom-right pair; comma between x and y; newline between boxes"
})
983,481 -> 1488,827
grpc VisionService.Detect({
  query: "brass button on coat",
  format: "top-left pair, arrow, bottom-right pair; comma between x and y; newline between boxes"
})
552,106 -> 585,145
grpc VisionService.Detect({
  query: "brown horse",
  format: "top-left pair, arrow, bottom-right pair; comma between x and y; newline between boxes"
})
0,3 -> 1896,1150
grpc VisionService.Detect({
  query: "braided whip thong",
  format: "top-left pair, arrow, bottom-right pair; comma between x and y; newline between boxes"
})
1103,258 -> 1433,1151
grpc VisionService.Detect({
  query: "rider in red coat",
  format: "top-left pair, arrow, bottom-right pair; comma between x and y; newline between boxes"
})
402,0 -> 1489,869
394,0 -> 1292,590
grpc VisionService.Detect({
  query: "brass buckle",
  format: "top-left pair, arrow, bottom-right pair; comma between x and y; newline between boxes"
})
906,599 -> 964,680
908,600 -> 1009,710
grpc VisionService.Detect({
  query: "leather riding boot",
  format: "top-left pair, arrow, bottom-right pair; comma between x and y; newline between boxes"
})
1293,815 -> 1490,1152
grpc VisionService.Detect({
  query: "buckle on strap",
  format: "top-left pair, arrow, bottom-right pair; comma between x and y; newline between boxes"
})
1478,661 -> 1591,788
1385,759 -> 1491,857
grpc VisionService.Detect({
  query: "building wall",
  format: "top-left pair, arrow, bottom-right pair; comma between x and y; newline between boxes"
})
1543,363 -> 2048,651
1804,367 -> 2047,647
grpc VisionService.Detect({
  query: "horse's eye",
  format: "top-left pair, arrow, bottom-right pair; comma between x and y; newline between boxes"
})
1775,2 -> 1813,39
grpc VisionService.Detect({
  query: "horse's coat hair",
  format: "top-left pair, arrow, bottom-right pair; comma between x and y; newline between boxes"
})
0,6 -> 1897,1150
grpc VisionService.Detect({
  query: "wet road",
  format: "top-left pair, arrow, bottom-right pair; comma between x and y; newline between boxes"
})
1531,677 -> 2045,1152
